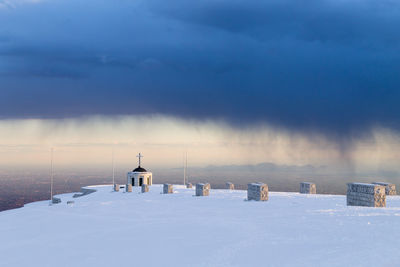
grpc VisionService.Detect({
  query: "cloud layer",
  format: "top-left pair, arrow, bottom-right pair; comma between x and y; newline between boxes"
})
1,0 -> 400,137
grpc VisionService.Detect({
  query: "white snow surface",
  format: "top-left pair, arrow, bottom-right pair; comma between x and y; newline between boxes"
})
1,184 -> 400,267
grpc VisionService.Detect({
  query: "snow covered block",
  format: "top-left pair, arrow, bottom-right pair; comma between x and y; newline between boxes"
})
141,184 -> 149,193
347,183 -> 386,207
226,182 -> 234,190
372,182 -> 396,195
247,183 -> 268,201
113,184 -> 119,192
186,183 -> 193,188
300,182 -> 316,194
52,197 -> 61,204
196,183 -> 210,196
163,184 -> 173,194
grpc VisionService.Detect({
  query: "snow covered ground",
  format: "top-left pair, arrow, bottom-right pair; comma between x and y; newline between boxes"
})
1,184 -> 400,267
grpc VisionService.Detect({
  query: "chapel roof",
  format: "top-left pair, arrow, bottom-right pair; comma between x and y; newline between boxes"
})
133,166 -> 147,172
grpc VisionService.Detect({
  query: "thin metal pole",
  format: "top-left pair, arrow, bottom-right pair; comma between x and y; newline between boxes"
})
185,152 -> 188,184
112,146 -> 115,186
183,152 -> 186,185
50,147 -> 54,205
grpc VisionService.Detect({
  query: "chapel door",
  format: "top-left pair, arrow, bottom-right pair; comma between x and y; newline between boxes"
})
139,178 -> 143,186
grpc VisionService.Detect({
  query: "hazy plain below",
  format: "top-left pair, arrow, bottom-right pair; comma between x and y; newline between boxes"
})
1,162 -> 399,211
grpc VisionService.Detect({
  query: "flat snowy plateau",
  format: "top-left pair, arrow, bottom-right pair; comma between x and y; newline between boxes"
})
1,184 -> 400,267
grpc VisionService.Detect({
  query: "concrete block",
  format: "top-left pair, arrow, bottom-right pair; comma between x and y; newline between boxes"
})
163,184 -> 173,194
300,182 -> 316,194
141,184 -> 149,193
372,182 -> 396,195
247,183 -> 268,201
126,184 -> 132,192
51,197 -> 61,204
186,183 -> 193,188
196,183 -> 210,196
226,182 -> 234,190
113,184 -> 119,192
347,183 -> 386,207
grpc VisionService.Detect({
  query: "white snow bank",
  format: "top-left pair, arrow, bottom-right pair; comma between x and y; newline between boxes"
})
1,184 -> 400,267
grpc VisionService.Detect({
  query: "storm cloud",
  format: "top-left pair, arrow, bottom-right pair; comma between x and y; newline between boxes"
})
1,0 -> 400,137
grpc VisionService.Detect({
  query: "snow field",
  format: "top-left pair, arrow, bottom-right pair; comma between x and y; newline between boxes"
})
1,184 -> 400,267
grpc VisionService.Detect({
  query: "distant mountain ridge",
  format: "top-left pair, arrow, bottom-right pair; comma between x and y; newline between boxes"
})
175,162 -> 326,173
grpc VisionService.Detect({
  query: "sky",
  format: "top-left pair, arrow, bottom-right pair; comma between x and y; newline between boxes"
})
1,0 -> 400,173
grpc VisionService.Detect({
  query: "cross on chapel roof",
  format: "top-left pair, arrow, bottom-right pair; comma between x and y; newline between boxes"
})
132,153 -> 147,172
137,152 -> 143,167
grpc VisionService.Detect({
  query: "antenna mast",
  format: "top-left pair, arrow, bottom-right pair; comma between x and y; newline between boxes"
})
184,151 -> 188,185
112,146 -> 115,186
49,147 -> 54,205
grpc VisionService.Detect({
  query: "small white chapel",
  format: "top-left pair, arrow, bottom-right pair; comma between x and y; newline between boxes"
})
126,153 -> 153,186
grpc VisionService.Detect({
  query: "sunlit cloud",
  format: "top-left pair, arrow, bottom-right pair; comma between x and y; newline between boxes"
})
0,116 -> 399,177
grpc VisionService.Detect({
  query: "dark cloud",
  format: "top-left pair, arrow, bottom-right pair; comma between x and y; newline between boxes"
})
0,0 -> 400,138
147,0 -> 400,45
